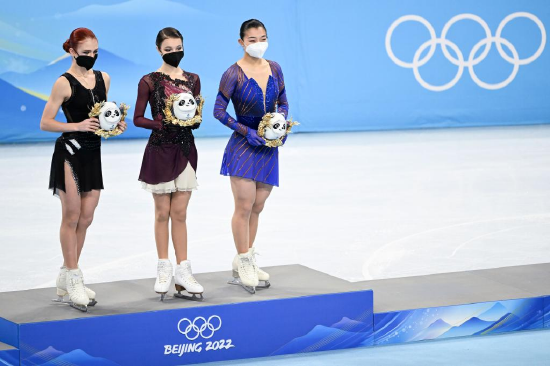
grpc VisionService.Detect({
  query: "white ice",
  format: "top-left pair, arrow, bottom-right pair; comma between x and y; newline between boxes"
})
1,125 -> 549,292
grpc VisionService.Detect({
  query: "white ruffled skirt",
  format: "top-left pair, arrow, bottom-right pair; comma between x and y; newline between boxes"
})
141,164 -> 198,194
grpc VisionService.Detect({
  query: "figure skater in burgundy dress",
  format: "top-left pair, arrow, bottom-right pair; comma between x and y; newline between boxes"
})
134,27 -> 203,301
40,28 -> 127,311
214,19 -> 290,294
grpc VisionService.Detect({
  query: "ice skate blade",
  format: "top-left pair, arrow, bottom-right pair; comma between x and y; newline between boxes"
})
174,292 -> 204,302
174,284 -> 204,301
52,295 -> 68,303
228,278 -> 256,294
257,280 -> 271,289
52,298 -> 88,312
70,302 -> 88,312
156,292 -> 169,302
53,294 -> 98,306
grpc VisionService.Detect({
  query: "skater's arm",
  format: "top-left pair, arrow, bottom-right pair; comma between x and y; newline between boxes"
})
273,62 -> 289,119
213,67 -> 249,136
102,71 -> 111,97
193,73 -> 201,97
188,73 -> 202,130
40,77 -> 99,133
133,77 -> 163,130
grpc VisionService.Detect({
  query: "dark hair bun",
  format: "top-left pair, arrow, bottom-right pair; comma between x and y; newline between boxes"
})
63,28 -> 97,54
62,39 -> 71,53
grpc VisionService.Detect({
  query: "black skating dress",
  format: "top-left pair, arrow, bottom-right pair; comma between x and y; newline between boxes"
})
49,71 -> 106,196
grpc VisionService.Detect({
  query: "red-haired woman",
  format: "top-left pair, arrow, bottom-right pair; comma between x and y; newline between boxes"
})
40,28 -> 126,311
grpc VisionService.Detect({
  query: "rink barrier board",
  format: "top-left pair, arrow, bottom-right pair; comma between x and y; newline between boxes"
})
373,296 -> 549,346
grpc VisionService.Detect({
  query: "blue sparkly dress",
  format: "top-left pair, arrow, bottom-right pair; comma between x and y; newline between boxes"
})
214,61 -> 289,186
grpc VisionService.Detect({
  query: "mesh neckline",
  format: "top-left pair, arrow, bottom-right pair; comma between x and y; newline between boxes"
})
152,70 -> 191,84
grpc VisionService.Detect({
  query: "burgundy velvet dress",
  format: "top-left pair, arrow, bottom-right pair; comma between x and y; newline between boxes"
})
133,71 -> 201,192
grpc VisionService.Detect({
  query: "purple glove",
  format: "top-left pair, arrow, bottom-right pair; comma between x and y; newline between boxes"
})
246,129 -> 265,146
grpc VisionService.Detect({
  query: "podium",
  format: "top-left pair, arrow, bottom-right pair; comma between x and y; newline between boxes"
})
0,265 -> 373,365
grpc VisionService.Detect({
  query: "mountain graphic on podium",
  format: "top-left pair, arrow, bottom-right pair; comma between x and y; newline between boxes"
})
271,316 -> 373,355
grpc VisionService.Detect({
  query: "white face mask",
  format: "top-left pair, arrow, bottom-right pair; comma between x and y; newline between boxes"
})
245,41 -> 268,58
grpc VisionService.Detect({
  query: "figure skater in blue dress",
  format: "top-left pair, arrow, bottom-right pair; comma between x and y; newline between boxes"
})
214,19 -> 289,294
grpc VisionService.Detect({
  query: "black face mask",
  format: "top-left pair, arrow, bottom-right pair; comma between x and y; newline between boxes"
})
75,53 -> 98,70
162,50 -> 184,68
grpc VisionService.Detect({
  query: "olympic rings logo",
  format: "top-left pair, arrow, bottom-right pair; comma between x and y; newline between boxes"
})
177,315 -> 222,340
386,12 -> 546,91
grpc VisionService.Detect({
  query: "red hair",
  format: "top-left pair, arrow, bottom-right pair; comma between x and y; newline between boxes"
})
62,28 -> 97,53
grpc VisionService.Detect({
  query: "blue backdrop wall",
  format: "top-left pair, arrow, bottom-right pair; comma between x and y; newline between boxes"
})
0,0 -> 548,143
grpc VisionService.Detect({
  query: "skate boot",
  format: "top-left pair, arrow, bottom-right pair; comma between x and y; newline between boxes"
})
228,252 -> 259,294
154,259 -> 173,301
53,266 -> 97,306
249,247 -> 270,289
65,268 -> 90,312
174,260 -> 204,301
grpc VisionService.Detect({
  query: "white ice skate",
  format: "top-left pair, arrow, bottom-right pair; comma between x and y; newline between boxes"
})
154,259 -> 173,301
249,247 -> 271,289
174,260 -> 204,301
228,252 -> 259,294
64,268 -> 90,312
53,266 -> 97,306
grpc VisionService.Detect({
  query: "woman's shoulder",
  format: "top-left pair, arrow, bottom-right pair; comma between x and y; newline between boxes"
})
266,60 -> 282,71
142,71 -> 157,79
185,70 -> 200,81
223,62 -> 241,76
54,74 -> 72,91
97,70 -> 110,84
138,72 -> 159,84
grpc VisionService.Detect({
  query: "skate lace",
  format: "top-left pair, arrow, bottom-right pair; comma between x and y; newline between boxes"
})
250,249 -> 263,270
80,272 -> 92,292
239,256 -> 258,276
158,262 -> 171,283
178,265 -> 199,284
68,275 -> 86,297
250,249 -> 261,264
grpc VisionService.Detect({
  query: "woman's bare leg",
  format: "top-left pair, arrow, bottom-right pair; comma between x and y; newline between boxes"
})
75,189 -> 100,262
58,162 -> 81,270
170,191 -> 192,263
230,176 -> 257,254
249,182 -> 273,248
153,193 -> 171,259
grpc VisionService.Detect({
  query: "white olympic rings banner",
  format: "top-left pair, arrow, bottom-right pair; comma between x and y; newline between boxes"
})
386,12 -> 546,91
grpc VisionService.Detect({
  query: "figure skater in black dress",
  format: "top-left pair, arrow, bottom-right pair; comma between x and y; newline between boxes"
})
40,28 -> 127,311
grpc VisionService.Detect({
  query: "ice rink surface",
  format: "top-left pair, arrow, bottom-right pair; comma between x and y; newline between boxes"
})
1,125 -> 549,292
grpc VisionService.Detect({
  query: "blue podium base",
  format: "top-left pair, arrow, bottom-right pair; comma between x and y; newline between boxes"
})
0,342 -> 18,365
1,263 -> 549,365
0,265 -> 373,365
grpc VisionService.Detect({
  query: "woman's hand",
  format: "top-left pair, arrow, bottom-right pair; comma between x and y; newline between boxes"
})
246,129 -> 265,146
117,120 -> 127,132
153,114 -> 164,131
76,118 -> 100,132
